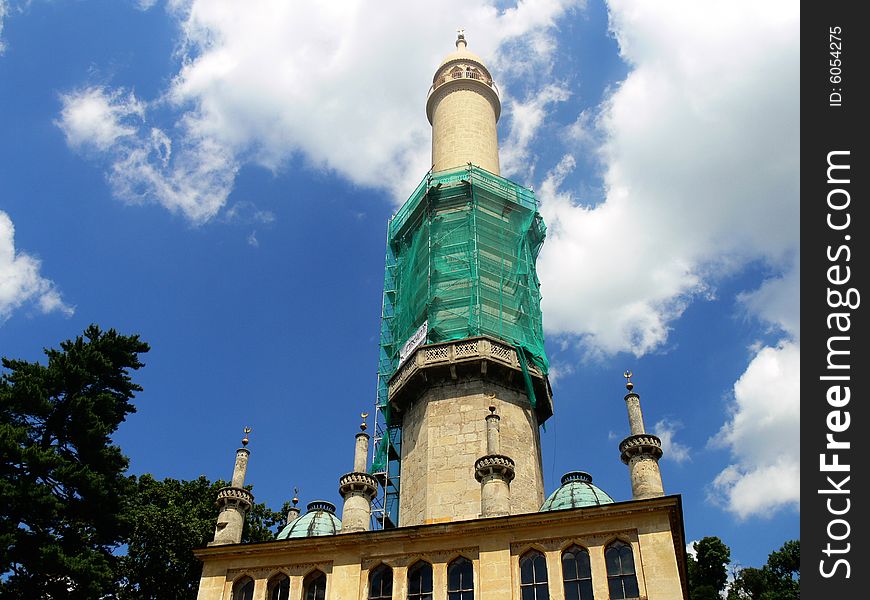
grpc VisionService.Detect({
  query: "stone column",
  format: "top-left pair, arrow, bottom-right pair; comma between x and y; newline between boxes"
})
619,374 -> 664,499
211,429 -> 254,545
339,419 -> 379,533
475,406 -> 515,517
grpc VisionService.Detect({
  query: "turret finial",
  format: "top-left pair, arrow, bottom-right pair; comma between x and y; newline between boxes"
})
360,412 -> 369,432
623,370 -> 634,392
241,426 -> 252,446
292,487 -> 299,506
456,27 -> 467,49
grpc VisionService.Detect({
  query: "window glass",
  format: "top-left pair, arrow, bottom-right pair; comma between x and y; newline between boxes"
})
269,575 -> 290,600
304,571 -> 326,600
562,546 -> 593,600
519,551 -> 549,600
408,561 -> 433,600
369,564 -> 393,600
605,541 -> 640,599
233,577 -> 254,600
447,557 -> 474,600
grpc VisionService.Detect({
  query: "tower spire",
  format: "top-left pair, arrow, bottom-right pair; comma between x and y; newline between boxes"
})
210,428 -> 255,546
618,373 -> 665,499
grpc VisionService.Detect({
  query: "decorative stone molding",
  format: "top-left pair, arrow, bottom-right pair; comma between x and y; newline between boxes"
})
216,486 -> 254,511
619,434 -> 664,464
388,336 -> 553,422
474,454 -> 516,483
339,471 -> 378,501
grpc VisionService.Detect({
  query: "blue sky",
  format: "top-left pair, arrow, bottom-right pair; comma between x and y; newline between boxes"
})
0,0 -> 798,570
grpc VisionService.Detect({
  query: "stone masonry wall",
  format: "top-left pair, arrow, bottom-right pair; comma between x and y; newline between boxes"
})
398,378 -> 544,526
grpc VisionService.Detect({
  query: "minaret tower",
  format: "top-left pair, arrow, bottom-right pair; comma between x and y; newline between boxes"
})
619,372 -> 665,499
426,29 -> 501,174
339,414 -> 379,533
371,33 -> 552,528
474,403 -> 516,517
210,428 -> 254,546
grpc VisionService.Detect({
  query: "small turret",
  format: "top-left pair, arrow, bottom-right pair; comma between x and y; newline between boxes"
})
210,428 -> 255,546
338,413 -> 379,533
619,372 -> 665,499
475,404 -> 516,517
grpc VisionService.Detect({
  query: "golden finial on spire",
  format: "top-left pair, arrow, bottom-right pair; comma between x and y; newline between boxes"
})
292,487 -> 299,506
360,412 -> 369,431
241,426 -> 252,446
623,370 -> 634,392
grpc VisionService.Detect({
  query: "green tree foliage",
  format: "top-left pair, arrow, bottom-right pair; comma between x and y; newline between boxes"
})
727,540 -> 799,600
687,536 -> 732,600
0,325 -> 149,598
117,475 -> 285,599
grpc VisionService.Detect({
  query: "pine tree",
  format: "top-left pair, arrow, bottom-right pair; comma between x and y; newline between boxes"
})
0,325 -> 149,598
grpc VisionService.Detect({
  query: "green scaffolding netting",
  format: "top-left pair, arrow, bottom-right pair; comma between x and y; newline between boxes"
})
372,164 -> 548,475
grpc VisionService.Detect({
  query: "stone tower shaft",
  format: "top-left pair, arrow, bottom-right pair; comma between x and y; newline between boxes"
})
426,32 -> 501,175
370,35 -> 551,528
619,379 -> 665,500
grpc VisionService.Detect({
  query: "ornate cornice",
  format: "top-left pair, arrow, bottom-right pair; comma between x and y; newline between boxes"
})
338,471 -> 378,501
216,486 -> 254,511
619,433 -> 663,464
474,454 -> 516,483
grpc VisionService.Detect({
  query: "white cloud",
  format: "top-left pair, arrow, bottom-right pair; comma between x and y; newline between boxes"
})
537,0 -> 799,357
57,87 -> 144,151
685,540 -> 698,560
0,211 -> 73,322
0,1 -> 9,54
501,83 -> 571,178
653,418 -> 691,463
709,340 -> 800,519
57,89 -> 237,223
60,0 -> 582,222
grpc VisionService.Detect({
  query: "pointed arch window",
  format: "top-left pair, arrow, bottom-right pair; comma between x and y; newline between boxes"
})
303,570 -> 327,600
519,550 -> 549,600
562,546 -> 593,600
369,564 -> 393,600
232,576 -> 254,600
268,574 -> 290,600
606,540 -> 640,599
408,561 -> 433,600
447,556 -> 474,600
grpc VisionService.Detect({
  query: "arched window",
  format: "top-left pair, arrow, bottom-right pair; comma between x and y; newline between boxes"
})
369,564 -> 393,600
519,550 -> 549,600
268,574 -> 290,600
303,570 -> 327,600
605,540 -> 640,599
562,546 -> 593,600
407,561 -> 433,600
447,556 -> 474,600
232,576 -> 254,600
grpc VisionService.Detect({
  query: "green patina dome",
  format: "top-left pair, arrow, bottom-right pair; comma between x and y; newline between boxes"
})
277,501 -> 341,539
540,471 -> 614,511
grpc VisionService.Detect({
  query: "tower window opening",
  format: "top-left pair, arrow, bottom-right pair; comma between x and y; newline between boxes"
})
448,556 -> 474,600
268,574 -> 290,600
303,570 -> 327,600
519,550 -> 549,600
232,576 -> 254,600
562,546 -> 593,600
605,541 -> 640,599
408,560 -> 433,600
369,564 -> 393,600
